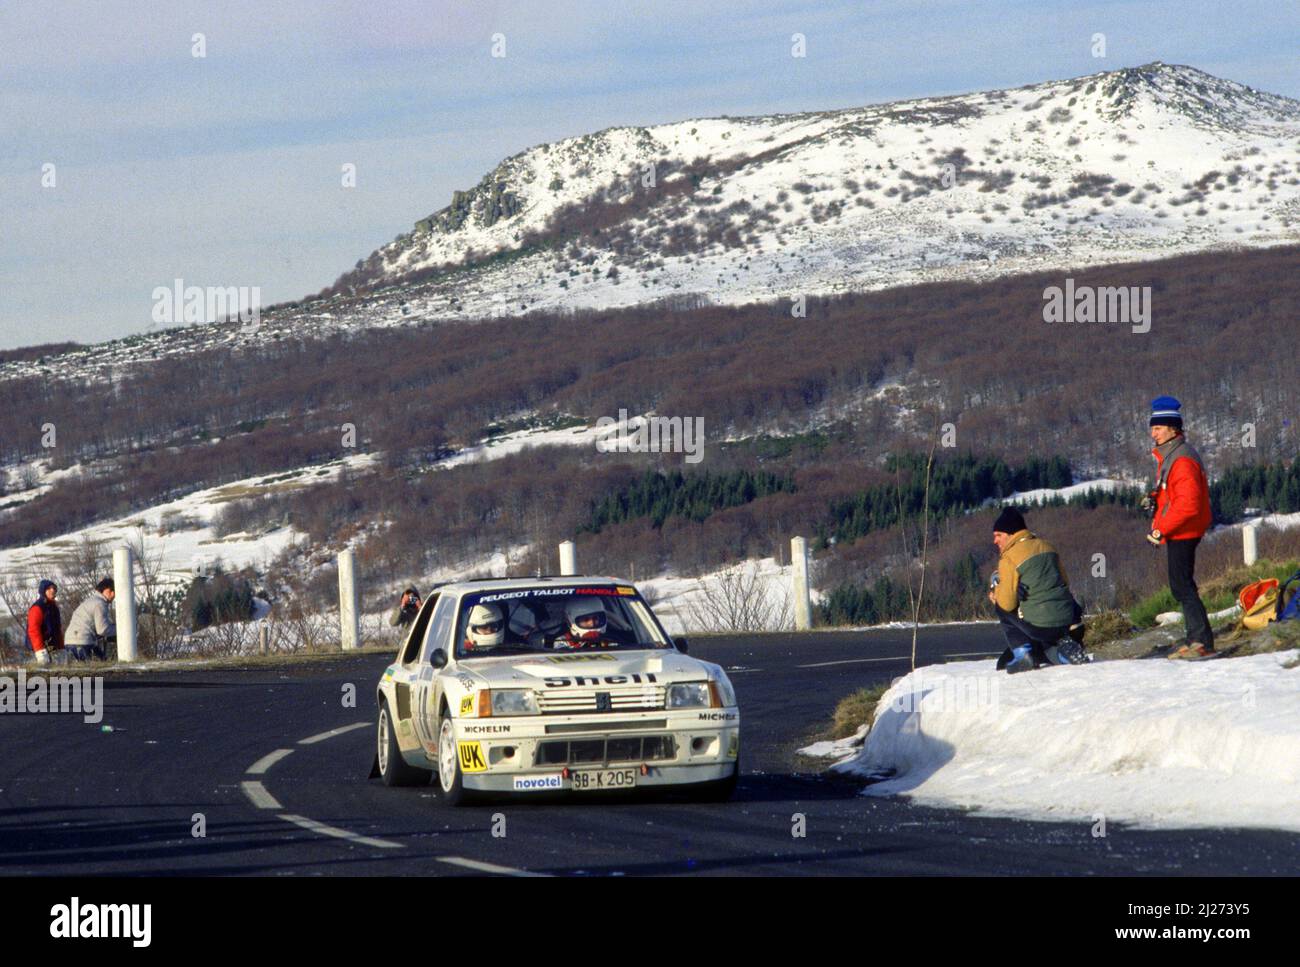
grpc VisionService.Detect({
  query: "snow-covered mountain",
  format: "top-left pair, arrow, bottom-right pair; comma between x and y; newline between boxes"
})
332,61 -> 1300,315
4,62 -> 1299,386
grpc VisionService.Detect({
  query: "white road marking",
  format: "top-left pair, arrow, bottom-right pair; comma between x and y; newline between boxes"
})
438,855 -> 549,877
280,813 -> 403,850
247,748 -> 294,774
798,651 -> 999,668
797,656 -> 910,668
241,780 -> 282,810
299,722 -> 369,745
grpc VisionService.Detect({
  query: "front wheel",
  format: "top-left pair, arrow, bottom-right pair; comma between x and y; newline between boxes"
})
437,717 -> 476,806
376,699 -> 431,787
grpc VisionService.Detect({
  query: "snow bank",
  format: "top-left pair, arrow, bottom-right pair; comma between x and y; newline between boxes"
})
833,652 -> 1300,832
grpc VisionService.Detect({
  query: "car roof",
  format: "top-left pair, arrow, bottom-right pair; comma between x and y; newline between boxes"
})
436,576 -> 633,596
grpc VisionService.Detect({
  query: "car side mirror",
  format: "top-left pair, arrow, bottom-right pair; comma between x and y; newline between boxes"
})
673,636 -> 689,654
430,649 -> 448,669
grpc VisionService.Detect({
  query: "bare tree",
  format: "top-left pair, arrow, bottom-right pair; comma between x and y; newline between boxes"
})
682,561 -> 792,633
895,428 -> 941,672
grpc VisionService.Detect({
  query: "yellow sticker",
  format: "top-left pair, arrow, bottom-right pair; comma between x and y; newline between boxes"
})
458,741 -> 487,773
616,586 -> 636,595
460,694 -> 474,716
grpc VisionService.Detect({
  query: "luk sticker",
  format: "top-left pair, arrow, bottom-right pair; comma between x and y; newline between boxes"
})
458,741 -> 487,773
460,694 -> 474,715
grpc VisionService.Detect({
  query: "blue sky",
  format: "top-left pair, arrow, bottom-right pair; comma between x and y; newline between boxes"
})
2,0 -> 1297,350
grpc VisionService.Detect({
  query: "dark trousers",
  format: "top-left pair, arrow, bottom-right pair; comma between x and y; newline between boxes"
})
996,606 -> 1075,656
1167,537 -> 1213,648
68,643 -> 106,662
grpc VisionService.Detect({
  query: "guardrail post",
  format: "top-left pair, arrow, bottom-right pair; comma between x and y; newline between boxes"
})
559,540 -> 577,576
791,536 -> 812,631
1243,522 -> 1259,566
339,549 -> 359,651
113,546 -> 138,662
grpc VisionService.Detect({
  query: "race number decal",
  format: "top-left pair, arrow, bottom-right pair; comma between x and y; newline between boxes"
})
458,742 -> 487,773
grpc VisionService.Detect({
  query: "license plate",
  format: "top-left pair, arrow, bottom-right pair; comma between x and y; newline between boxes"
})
569,769 -> 637,790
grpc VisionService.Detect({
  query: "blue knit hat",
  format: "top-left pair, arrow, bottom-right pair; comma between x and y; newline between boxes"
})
1149,395 -> 1183,430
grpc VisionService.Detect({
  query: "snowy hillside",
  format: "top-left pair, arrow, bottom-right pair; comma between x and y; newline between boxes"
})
337,61 -> 1300,316
4,62 -> 1299,388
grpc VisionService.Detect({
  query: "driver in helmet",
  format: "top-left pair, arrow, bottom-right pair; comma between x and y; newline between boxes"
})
558,597 -> 611,648
462,602 -> 505,652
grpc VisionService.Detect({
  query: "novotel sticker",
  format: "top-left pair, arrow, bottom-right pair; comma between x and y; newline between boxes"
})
513,774 -> 563,791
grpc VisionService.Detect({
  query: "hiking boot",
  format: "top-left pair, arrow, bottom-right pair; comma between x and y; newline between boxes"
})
1168,642 -> 1215,660
1005,645 -> 1036,674
1054,637 -> 1090,665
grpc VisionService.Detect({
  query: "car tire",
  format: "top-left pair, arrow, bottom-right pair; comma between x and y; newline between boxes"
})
437,716 -> 477,806
376,699 -> 431,787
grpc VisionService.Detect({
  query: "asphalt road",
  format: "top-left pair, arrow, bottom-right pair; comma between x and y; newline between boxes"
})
2,625 -> 1297,876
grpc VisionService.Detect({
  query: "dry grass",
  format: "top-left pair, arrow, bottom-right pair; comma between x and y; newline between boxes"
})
826,683 -> 890,739
1083,609 -> 1134,647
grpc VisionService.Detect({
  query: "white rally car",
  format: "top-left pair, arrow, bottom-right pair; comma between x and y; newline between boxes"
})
372,577 -> 740,805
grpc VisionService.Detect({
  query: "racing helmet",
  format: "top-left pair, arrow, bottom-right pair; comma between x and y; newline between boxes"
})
565,598 -> 607,642
466,602 -> 505,650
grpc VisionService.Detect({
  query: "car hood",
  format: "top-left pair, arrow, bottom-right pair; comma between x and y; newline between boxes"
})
453,650 -> 713,687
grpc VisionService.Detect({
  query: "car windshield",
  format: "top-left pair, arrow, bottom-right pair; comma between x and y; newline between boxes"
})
453,584 -> 670,658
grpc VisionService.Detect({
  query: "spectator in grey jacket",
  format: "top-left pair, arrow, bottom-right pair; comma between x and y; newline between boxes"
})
65,578 -> 116,661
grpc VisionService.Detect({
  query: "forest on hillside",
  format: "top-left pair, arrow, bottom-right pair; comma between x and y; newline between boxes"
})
1,243 -> 1297,622
2,242 -> 1296,552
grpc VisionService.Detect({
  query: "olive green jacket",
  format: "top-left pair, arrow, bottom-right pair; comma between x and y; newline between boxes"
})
994,529 -> 1077,628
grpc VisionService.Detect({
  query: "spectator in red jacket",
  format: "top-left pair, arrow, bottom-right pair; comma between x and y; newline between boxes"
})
27,579 -> 65,666
1144,396 -> 1214,658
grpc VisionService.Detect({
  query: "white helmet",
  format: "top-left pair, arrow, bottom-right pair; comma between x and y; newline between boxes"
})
466,603 -> 505,650
565,598 -> 607,642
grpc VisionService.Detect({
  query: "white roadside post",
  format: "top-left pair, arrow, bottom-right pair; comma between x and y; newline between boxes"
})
1243,521 -> 1259,566
338,549 -> 359,651
559,540 -> 577,577
791,536 -> 812,631
113,546 -> 139,662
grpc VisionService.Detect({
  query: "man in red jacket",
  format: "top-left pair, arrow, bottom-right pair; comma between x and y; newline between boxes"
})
1144,396 -> 1214,658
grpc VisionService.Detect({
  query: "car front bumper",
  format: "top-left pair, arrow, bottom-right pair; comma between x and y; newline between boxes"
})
450,708 -> 740,792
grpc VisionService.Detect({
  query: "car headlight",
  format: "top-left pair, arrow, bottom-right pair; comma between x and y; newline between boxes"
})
667,683 -> 712,709
489,689 -> 540,716
713,672 -> 737,708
